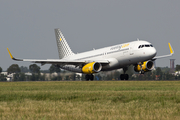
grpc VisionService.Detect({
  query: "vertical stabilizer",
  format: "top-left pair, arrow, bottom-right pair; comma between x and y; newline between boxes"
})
54,29 -> 74,59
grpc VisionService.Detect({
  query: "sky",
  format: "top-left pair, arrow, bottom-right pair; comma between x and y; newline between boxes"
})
0,0 -> 180,71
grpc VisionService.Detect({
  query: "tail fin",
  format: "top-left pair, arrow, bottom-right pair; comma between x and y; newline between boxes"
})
54,29 -> 74,59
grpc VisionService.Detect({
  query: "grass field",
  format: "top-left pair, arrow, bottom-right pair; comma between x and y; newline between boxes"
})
0,81 -> 180,120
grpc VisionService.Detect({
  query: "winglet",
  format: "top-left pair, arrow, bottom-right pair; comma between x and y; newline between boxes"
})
168,43 -> 174,54
153,43 -> 174,60
7,48 -> 14,59
7,48 -> 23,61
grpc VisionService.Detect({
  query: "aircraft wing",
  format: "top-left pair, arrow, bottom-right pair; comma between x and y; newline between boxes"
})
7,48 -> 109,66
153,43 -> 174,60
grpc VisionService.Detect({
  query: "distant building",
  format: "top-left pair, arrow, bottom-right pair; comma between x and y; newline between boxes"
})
170,59 -> 175,73
1,72 -> 13,81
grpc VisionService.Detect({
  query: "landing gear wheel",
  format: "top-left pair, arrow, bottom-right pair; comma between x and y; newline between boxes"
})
85,75 -> 89,81
89,74 -> 94,81
140,71 -> 145,74
124,74 -> 129,80
85,74 -> 94,81
120,74 -> 129,80
120,74 -> 124,80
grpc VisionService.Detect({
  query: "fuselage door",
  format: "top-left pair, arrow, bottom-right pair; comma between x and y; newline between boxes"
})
103,51 -> 107,58
130,43 -> 135,55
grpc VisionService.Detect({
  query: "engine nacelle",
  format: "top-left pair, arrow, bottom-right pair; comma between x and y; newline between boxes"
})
134,60 -> 154,73
82,62 -> 102,74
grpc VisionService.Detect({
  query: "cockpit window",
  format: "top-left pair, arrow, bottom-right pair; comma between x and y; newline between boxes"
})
138,44 -> 153,49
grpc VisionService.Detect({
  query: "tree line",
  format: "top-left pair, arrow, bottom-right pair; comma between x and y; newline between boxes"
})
0,64 -> 61,81
0,64 -> 180,81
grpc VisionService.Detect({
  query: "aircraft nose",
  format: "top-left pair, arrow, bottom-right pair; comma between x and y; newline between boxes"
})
150,47 -> 157,57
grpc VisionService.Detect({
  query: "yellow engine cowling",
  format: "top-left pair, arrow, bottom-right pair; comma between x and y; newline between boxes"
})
82,62 -> 102,74
134,60 -> 154,72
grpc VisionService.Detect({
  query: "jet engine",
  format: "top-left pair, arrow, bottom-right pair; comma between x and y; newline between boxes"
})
82,62 -> 102,74
134,60 -> 154,73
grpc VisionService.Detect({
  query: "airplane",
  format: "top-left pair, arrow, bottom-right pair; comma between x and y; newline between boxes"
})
7,28 -> 174,80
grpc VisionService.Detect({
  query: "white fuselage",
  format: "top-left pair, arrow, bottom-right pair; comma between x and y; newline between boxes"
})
60,40 -> 157,72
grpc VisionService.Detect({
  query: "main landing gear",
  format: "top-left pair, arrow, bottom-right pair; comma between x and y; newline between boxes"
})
120,67 -> 129,80
85,74 -> 94,81
120,74 -> 129,80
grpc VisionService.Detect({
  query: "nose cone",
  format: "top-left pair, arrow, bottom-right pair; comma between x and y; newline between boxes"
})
141,47 -> 157,60
148,47 -> 157,58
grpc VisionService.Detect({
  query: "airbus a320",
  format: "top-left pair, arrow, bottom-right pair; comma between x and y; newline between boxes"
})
7,29 -> 174,80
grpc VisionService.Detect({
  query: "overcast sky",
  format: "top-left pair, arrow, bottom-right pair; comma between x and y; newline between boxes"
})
0,0 -> 179,70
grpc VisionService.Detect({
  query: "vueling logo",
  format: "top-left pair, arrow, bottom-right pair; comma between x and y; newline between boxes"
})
122,43 -> 129,48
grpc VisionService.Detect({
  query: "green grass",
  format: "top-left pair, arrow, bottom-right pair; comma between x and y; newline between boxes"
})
0,81 -> 180,120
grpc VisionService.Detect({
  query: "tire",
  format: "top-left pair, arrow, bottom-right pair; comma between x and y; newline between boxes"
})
120,74 -> 124,80
124,74 -> 129,80
120,74 -> 129,80
90,74 -> 94,81
85,74 -> 89,81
